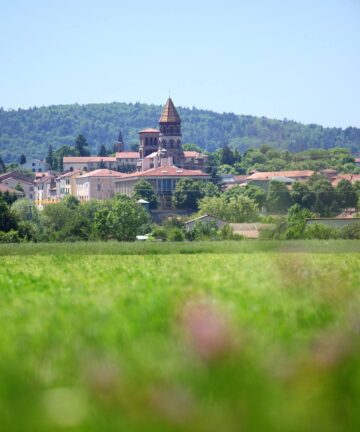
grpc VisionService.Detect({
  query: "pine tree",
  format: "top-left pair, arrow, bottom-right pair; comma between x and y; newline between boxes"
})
98,145 -> 108,157
0,157 -> 6,173
19,154 -> 26,165
46,145 -> 54,169
75,135 -> 90,156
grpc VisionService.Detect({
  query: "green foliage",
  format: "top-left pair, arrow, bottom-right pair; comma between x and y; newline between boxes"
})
19,154 -> 26,165
1,102 -> 360,163
266,181 -> 293,213
199,195 -> 259,222
225,184 -> 266,208
305,223 -> 339,240
335,179 -> 358,209
291,181 -> 316,209
75,134 -> 90,156
166,227 -> 185,241
0,196 -> 18,232
0,229 -> 20,243
285,204 -> 314,239
97,195 -> 149,241
133,180 -> 158,209
11,198 -> 40,224
172,179 -> 204,211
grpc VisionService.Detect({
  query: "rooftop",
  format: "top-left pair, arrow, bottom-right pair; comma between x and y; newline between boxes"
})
159,98 -> 181,123
63,157 -> 117,163
0,171 -> 35,185
79,169 -> 125,178
116,165 -> 210,179
139,128 -> 160,134
247,170 -> 314,181
115,152 -> 140,159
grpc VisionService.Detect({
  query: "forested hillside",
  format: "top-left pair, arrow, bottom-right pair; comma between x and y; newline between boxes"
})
0,102 -> 360,162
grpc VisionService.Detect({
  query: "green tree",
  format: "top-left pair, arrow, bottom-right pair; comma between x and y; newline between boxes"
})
220,145 -> 235,165
0,196 -> 18,232
335,179 -> 358,209
98,145 -> 108,157
11,199 -> 40,224
75,134 -> 90,157
172,179 -> 204,211
267,181 -> 293,213
0,156 -> 6,173
225,184 -> 266,209
133,180 -> 158,209
45,145 -> 54,169
291,181 -> 316,210
19,154 -> 26,165
199,195 -> 259,222
309,176 -> 339,216
285,204 -> 313,239
95,196 -> 149,241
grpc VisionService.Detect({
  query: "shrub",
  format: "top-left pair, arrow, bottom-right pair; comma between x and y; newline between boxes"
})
305,223 -> 339,240
0,230 -> 20,243
340,222 -> 360,240
167,227 -> 185,242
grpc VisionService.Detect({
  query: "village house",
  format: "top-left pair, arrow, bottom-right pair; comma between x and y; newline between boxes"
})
56,170 -> 82,199
0,183 -> 24,199
35,174 -> 57,209
306,218 -> 360,229
76,169 -> 125,202
20,158 -> 49,173
0,172 -> 36,200
246,170 -> 314,190
185,214 -> 227,231
331,173 -> 360,187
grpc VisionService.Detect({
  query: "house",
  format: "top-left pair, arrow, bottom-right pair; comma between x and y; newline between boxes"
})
115,160 -> 210,208
355,158 -> 360,167
229,223 -> 274,239
75,169 -> 125,202
305,218 -> 360,229
246,170 -> 314,190
185,214 -> 227,231
331,174 -> 360,187
0,172 -> 35,200
63,156 -> 118,172
0,183 -> 24,198
115,152 -> 140,171
183,151 -> 208,170
35,174 -> 57,209
56,170 -> 83,199
20,158 -> 49,173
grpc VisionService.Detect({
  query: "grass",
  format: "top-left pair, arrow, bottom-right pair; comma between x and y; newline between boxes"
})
0,241 -> 360,431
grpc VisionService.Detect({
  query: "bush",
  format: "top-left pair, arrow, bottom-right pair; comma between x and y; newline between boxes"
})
340,222 -> 360,240
151,226 -> 167,241
167,227 -> 185,241
305,223 -> 339,240
0,230 -> 20,243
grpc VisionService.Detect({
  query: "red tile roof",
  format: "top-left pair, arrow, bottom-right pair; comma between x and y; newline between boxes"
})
0,183 -> 23,194
247,170 -> 314,181
331,174 -> 360,186
184,151 -> 207,159
0,171 -> 35,185
63,157 -> 117,163
115,152 -> 140,159
59,170 -> 82,178
117,166 -> 209,179
79,169 -> 126,178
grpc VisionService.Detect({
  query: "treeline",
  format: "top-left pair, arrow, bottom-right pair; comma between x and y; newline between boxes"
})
1,102 -> 360,162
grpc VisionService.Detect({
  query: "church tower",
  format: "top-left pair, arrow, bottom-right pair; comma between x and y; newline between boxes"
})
114,130 -> 124,153
159,98 -> 184,166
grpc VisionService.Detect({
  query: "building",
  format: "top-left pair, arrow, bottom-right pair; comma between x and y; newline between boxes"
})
0,183 -> 24,198
185,214 -> 227,231
0,172 -> 35,200
21,158 -> 49,173
331,174 -> 360,187
56,170 -> 83,199
63,156 -> 118,172
35,174 -> 57,209
115,152 -> 140,172
115,162 -> 210,208
246,170 -> 314,190
229,223 -> 274,239
306,218 -> 360,229
355,158 -> 360,167
75,169 -> 125,202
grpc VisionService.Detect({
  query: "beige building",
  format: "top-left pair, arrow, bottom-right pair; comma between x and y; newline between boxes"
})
35,174 -> 57,209
0,172 -> 35,200
76,169 -> 125,202
63,152 -> 140,173
56,170 -> 83,199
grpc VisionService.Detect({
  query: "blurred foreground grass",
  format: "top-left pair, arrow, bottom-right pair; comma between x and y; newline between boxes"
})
0,242 -> 360,431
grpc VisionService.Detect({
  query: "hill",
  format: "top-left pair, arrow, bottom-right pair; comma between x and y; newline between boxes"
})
1,102 -> 360,162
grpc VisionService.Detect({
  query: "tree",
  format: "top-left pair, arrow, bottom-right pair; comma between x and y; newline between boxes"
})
221,145 -> 235,165
285,204 -> 313,239
11,199 -> 40,224
19,154 -> 26,165
46,145 -> 54,169
0,196 -> 18,232
291,181 -> 316,210
75,134 -> 90,156
172,179 -> 204,211
104,196 -> 149,241
335,180 -> 358,209
98,145 -> 108,157
0,157 -> 6,173
266,181 -> 293,213
133,180 -> 158,209
225,184 -> 266,209
309,176 -> 339,216
199,195 -> 259,222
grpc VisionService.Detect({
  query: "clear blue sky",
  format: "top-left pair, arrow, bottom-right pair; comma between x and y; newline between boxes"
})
1,0 -> 359,128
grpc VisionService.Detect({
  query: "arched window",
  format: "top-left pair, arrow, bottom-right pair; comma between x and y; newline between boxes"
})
162,140 -> 167,147
177,140 -> 181,147
169,139 -> 174,148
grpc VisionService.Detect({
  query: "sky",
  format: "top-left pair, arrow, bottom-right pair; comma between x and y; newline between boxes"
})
1,0 -> 359,128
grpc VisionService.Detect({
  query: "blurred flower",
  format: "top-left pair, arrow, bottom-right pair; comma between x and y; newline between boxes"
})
182,299 -> 236,362
150,386 -> 193,425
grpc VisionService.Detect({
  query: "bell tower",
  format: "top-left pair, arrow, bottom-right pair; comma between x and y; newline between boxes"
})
159,98 -> 184,166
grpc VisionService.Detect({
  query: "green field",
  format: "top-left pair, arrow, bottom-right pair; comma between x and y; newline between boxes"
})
1,241 -> 360,431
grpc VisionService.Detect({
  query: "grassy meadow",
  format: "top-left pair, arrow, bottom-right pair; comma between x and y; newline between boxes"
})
1,241 -> 360,431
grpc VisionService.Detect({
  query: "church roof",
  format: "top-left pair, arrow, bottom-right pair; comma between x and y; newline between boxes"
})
159,98 -> 181,123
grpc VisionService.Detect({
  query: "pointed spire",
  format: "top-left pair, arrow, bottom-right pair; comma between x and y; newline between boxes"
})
118,130 -> 124,144
159,98 -> 181,123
